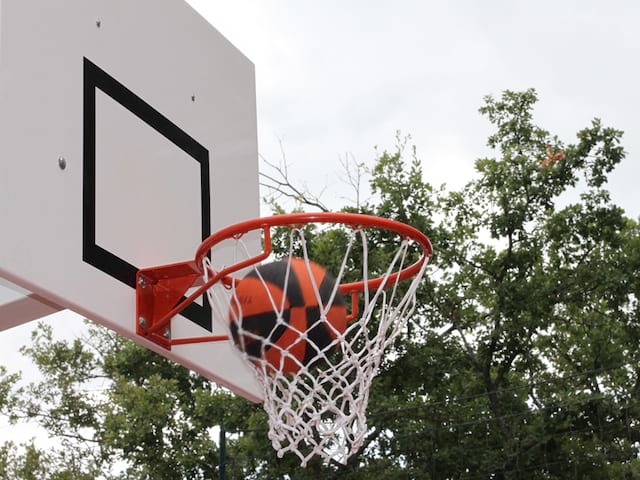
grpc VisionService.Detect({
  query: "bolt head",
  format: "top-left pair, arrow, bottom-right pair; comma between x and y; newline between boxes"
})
138,276 -> 147,288
138,316 -> 147,330
58,156 -> 67,170
163,328 -> 171,339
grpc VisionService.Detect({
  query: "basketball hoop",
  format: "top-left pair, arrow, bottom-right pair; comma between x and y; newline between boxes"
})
136,212 -> 432,466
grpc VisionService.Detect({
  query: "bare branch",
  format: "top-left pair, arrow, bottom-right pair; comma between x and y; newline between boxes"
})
338,153 -> 370,208
259,139 -> 329,211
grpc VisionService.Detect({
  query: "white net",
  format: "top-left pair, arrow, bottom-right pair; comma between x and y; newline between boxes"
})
204,224 -> 428,467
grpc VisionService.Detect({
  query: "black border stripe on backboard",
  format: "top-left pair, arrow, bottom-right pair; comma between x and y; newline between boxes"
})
82,57 -> 212,331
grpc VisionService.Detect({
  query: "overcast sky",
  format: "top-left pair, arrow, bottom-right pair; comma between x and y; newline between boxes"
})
1,0 -> 639,449
187,0 -> 640,216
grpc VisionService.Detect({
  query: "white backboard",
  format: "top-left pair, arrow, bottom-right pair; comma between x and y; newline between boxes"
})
0,0 -> 262,401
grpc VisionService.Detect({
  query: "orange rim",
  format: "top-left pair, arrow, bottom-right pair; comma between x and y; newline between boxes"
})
194,212 -> 432,295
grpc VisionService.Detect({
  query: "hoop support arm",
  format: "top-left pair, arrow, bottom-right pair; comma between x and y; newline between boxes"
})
136,227 -> 273,350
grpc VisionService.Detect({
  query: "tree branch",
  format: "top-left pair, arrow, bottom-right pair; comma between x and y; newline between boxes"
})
259,141 -> 329,212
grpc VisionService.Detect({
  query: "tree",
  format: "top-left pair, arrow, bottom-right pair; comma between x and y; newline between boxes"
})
1,88 -> 639,478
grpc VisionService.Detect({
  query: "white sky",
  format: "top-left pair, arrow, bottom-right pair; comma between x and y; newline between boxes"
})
186,0 -> 640,216
1,0 -> 639,452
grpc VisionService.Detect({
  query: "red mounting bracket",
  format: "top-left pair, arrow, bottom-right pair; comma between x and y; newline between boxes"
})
136,261 -> 228,350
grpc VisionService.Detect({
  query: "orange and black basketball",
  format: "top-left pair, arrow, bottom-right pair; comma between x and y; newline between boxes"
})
228,258 -> 347,374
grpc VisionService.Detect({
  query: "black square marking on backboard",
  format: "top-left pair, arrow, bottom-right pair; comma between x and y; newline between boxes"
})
82,57 -> 212,331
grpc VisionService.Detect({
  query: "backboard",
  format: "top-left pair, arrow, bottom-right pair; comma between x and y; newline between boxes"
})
0,0 -> 262,401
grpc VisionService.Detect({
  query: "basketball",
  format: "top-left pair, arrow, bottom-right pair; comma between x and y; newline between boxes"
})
228,258 -> 347,374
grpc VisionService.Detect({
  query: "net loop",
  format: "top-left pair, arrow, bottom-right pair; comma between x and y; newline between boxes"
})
202,213 -> 431,466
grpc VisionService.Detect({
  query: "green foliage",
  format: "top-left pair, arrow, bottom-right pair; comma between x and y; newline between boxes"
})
0,441 -> 100,480
1,89 -> 639,478
5,325 -> 257,479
